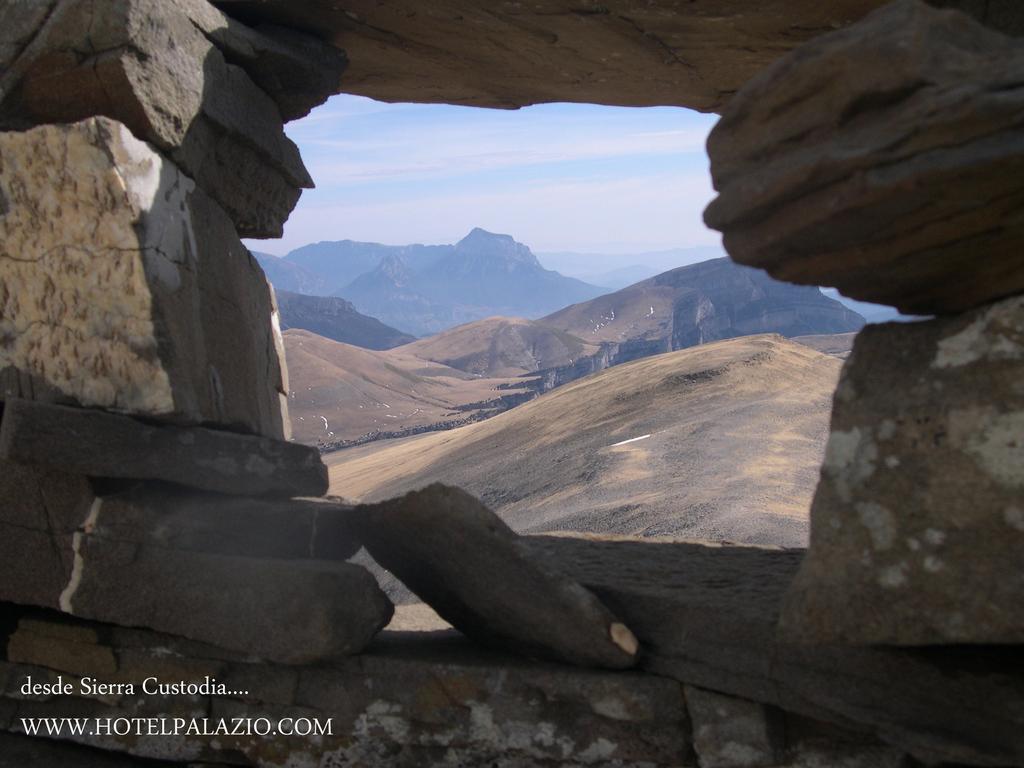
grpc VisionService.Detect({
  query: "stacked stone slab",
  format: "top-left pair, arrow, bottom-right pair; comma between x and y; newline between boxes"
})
0,0 -> 395,665
704,0 -> 1024,644
0,0 -> 344,237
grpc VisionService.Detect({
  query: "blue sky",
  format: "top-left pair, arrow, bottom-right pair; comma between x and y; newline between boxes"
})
252,95 -> 721,256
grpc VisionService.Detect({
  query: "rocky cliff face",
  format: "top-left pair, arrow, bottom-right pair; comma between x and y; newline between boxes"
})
275,291 -> 415,350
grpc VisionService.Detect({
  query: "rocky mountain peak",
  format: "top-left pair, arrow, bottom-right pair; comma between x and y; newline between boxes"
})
455,228 -> 540,268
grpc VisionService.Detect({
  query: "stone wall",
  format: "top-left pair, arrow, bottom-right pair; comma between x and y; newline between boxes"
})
703,0 -> 1024,650
1,0 -> 1022,765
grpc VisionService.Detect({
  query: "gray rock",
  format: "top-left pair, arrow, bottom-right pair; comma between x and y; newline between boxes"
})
64,541 -> 392,664
1,399 -> 327,498
0,461 -> 392,663
0,461 -> 87,609
92,483 -> 361,561
0,117 -> 288,438
523,533 -> 1024,767
0,731 -> 158,768
0,461 -> 361,599
704,0 -> 1024,315
685,687 -> 782,768
355,484 -> 640,669
0,610 -> 689,767
0,0 -> 342,236
779,294 -> 1024,645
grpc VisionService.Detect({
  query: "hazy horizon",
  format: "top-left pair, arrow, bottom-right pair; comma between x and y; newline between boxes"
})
247,94 -> 721,257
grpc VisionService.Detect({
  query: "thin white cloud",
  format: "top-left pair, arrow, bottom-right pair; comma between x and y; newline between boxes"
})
256,95 -> 721,254
264,169 -> 717,255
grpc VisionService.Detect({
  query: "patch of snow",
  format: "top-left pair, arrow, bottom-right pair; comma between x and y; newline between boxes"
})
610,434 -> 651,447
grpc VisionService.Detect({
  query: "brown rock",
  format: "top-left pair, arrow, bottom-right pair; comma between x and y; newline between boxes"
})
212,1 -> 1022,112
779,295 -> 1024,645
213,1 -> 890,112
0,117 -> 288,438
355,484 -> 639,669
7,628 -> 118,679
0,0 -> 343,236
703,0 -> 1024,315
1,399 -> 326,498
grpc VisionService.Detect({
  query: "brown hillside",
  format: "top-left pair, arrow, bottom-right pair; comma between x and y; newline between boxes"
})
400,316 -> 598,377
284,329 -> 533,445
327,335 -> 842,547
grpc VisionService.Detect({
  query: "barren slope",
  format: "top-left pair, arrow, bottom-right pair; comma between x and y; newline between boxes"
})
792,332 -> 859,359
284,329 -> 533,445
543,257 -> 864,347
401,317 -> 598,377
327,335 -> 842,546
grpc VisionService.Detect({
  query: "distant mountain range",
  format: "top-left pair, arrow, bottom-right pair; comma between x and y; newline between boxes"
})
543,256 -> 864,350
398,257 -> 865,385
255,229 -> 606,336
537,245 -> 727,289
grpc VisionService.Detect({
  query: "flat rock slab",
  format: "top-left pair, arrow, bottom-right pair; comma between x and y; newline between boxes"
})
522,534 -> 1024,767
779,295 -> 1024,645
0,117 -> 288,437
704,0 -> 1024,315
355,484 -> 639,669
65,541 -> 392,665
1,399 -> 326,497
1,460 -> 362,609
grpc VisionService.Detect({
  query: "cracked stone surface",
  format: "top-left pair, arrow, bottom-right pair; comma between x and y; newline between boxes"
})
704,0 -> 1024,315
0,0 -> 344,237
779,295 -> 1024,644
0,461 -> 390,664
0,117 -> 289,437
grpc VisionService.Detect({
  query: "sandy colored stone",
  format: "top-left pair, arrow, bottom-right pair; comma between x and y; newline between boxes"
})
704,0 -> 1024,315
780,295 -> 1024,645
0,117 -> 288,437
356,484 -> 640,669
6,629 -> 117,679
0,0 -> 343,236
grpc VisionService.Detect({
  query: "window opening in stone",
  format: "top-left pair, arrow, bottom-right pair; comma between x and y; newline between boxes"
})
246,94 -> 885,557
